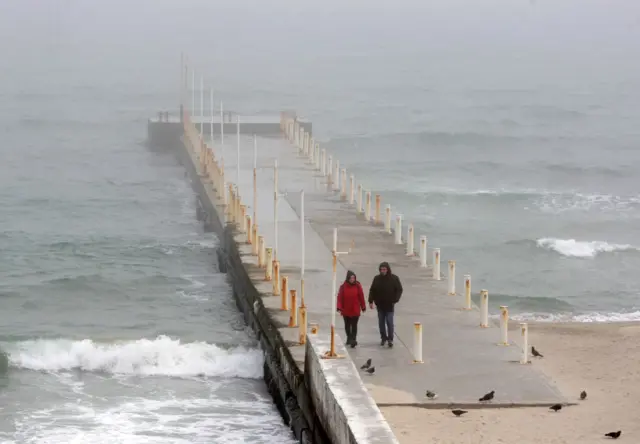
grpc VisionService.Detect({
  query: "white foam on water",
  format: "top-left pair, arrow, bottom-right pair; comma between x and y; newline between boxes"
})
13,392 -> 297,444
536,237 -> 638,258
4,336 -> 263,379
512,311 -> 640,323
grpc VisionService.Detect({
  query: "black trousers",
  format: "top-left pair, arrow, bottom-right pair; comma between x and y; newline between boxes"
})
343,316 -> 360,343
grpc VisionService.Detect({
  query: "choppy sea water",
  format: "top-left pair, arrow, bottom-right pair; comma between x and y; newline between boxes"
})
2,1 -> 640,442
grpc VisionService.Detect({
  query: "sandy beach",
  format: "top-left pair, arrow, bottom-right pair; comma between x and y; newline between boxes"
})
380,322 -> 639,443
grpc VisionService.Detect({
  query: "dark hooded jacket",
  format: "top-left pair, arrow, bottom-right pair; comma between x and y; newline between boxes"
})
337,271 -> 366,317
368,262 -> 403,312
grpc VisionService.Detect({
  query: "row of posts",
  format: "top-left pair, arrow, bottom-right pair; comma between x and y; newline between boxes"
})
181,109 -> 310,347
279,113 -> 530,365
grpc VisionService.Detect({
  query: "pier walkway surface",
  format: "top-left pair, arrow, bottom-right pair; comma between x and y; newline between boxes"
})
219,132 -> 566,409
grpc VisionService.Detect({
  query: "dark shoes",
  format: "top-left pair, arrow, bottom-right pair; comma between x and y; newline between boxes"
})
380,339 -> 386,346
388,341 -> 394,348
347,338 -> 358,348
380,339 -> 393,348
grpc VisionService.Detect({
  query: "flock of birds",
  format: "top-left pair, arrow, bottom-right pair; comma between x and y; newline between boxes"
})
359,346 -> 623,440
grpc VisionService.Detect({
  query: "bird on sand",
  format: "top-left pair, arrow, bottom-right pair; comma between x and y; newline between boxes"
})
531,346 -> 543,358
425,390 -> 438,400
451,409 -> 467,417
360,359 -> 372,370
549,404 -> 562,412
479,390 -> 495,402
365,367 -> 375,375
580,390 -> 587,400
605,431 -> 622,439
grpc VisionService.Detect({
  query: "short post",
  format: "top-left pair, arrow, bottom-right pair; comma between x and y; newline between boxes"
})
419,236 -> 427,267
364,191 -> 371,221
280,276 -> 289,310
433,248 -> 441,280
258,236 -> 265,266
448,260 -> 456,295
252,224 -> 259,255
412,322 -> 423,363
480,290 -> 489,327
406,224 -> 414,256
357,185 -> 363,213
288,290 -> 298,327
394,214 -> 403,244
464,275 -> 472,309
265,247 -> 273,280
374,195 -> 381,224
273,261 -> 281,295
340,168 -> 347,200
309,138 -> 315,161
321,149 -> 326,176
384,205 -> 391,233
334,160 -> 340,191
315,144 -> 320,170
520,323 -> 529,364
327,155 -> 333,188
349,175 -> 355,205
240,205 -> 247,233
246,216 -> 253,244
298,306 -> 307,344
499,306 -> 509,345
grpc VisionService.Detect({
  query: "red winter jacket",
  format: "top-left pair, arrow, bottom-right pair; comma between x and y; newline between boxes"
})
337,281 -> 366,317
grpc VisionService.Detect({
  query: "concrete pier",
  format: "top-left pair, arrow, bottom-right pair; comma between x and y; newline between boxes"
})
151,109 -> 567,443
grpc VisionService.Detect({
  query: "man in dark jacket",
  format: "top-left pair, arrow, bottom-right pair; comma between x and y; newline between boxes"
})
368,261 -> 403,348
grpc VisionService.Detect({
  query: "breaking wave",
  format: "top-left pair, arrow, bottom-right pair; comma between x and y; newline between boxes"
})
536,237 -> 639,258
3,335 -> 263,379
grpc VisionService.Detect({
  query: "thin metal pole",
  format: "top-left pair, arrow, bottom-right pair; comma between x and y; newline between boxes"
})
301,190 -> 305,306
199,76 -> 204,138
236,116 -> 240,187
331,228 -> 338,353
191,68 -> 195,120
220,102 -> 224,144
301,190 -> 305,277
274,159 -> 279,261
209,88 -> 214,145
253,135 -> 258,225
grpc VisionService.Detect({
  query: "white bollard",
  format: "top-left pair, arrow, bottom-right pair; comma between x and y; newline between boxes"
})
321,149 -> 326,176
480,290 -> 489,327
433,248 -> 441,280
327,155 -> 333,189
349,175 -> 355,205
464,275 -> 472,309
499,306 -> 509,345
419,236 -> 427,267
265,248 -> 273,281
365,191 -> 371,221
384,205 -> 391,233
334,160 -> 340,191
315,144 -> 320,170
309,137 -> 314,160
341,168 -> 347,200
412,322 -> 423,363
406,224 -> 414,256
357,185 -> 363,213
520,323 -> 529,364
394,214 -> 402,244
448,260 -> 456,295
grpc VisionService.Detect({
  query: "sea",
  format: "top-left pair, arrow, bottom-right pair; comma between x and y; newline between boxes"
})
1,0 -> 640,442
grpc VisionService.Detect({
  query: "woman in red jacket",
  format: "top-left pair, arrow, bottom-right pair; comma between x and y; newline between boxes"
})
337,270 -> 366,348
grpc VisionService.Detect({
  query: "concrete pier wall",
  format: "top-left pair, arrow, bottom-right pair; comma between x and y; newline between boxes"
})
158,114 -> 329,443
305,335 -> 400,444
